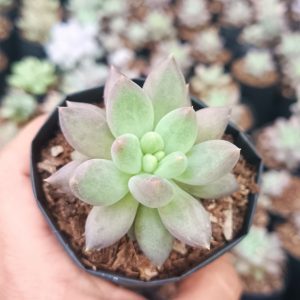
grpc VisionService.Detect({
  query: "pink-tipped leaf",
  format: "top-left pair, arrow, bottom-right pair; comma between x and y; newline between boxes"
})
70,159 -> 130,206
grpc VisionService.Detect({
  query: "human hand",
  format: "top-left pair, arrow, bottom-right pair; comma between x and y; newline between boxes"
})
0,116 -> 242,300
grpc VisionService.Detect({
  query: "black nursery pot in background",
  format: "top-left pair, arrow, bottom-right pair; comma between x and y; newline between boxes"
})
30,80 -> 263,288
284,253 -> 300,300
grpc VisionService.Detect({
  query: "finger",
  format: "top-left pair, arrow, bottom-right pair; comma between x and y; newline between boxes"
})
174,255 -> 242,300
0,115 -> 47,176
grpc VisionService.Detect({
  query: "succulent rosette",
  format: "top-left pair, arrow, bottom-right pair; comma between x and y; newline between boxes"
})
47,57 -> 240,266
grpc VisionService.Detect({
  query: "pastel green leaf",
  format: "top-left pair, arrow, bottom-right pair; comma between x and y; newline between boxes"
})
178,173 -> 239,199
143,55 -> 190,125
155,107 -> 198,154
128,174 -> 174,208
66,101 -> 105,112
85,193 -> 138,250
135,206 -> 174,266
140,131 -> 164,154
45,160 -> 83,194
142,154 -> 158,173
59,105 -> 114,159
154,151 -> 187,179
158,185 -> 211,248
196,107 -> 230,143
104,66 -> 124,106
70,159 -> 130,206
176,140 -> 240,185
106,76 -> 154,138
111,133 -> 142,174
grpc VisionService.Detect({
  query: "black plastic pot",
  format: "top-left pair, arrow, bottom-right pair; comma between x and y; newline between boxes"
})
17,37 -> 46,59
30,80 -> 263,288
239,82 -> 280,129
284,253 -> 300,300
220,25 -> 243,56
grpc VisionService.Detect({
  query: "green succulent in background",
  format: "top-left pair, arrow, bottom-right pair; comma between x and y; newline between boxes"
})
17,0 -> 60,43
276,32 -> 300,59
243,49 -> 275,77
8,57 -> 57,95
46,57 -> 240,266
0,89 -> 37,124
233,226 -> 285,281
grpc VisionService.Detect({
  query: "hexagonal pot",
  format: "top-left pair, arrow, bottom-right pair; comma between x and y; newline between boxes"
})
30,79 -> 263,289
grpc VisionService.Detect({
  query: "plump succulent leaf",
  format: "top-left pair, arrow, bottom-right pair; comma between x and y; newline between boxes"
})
66,101 -> 104,111
196,107 -> 230,143
106,76 -> 154,138
158,185 -> 211,248
104,66 -> 123,106
128,174 -> 174,208
143,56 -> 189,125
70,159 -> 130,206
154,151 -> 187,179
135,206 -> 174,266
176,140 -> 240,185
140,131 -> 164,154
85,193 -> 138,250
111,133 -> 142,174
178,173 -> 239,199
59,104 -> 114,159
45,160 -> 83,194
155,107 -> 198,154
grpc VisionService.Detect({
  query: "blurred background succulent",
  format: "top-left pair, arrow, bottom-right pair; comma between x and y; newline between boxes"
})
0,88 -> 37,123
233,226 -> 286,291
276,32 -> 300,59
243,49 -> 276,78
7,57 -> 57,95
17,0 -> 60,44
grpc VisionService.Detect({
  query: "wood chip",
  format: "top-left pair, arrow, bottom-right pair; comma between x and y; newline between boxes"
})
173,240 -> 187,255
50,145 -> 64,157
223,204 -> 233,241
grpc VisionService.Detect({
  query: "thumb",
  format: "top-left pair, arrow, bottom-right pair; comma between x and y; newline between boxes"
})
173,255 -> 242,300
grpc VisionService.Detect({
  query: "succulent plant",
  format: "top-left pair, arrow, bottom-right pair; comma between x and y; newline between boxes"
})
222,0 -> 253,27
61,60 -> 109,94
0,89 -> 37,123
263,115 -> 300,170
17,0 -> 60,43
123,21 -> 148,48
276,32 -> 300,59
261,170 -> 291,197
243,49 -> 275,77
46,57 -> 241,266
233,226 -> 285,281
240,24 -> 267,47
0,0 -> 12,9
7,57 -> 57,95
177,0 -> 210,28
68,0 -> 102,24
46,19 -> 103,71
193,28 -> 224,59
283,56 -> 300,89
191,64 -> 232,94
144,11 -> 175,42
151,40 -> 192,73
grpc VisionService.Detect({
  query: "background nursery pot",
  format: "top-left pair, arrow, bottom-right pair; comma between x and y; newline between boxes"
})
30,79 -> 263,288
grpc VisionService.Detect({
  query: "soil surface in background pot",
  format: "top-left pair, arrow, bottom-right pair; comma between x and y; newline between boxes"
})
37,132 -> 258,281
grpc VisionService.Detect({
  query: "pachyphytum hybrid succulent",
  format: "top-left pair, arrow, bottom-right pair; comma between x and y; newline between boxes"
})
0,89 -> 37,123
46,19 -> 103,71
283,57 -> 300,90
193,28 -> 224,59
46,57 -> 241,266
61,60 -> 109,94
261,170 -> 291,197
240,24 -> 267,47
17,0 -> 60,43
263,116 -> 300,170
222,0 -> 253,27
7,57 -> 57,95
243,49 -> 275,78
233,226 -> 285,281
191,64 -> 233,95
68,0 -> 102,24
177,0 -> 210,28
151,40 -> 192,73
276,32 -> 300,59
